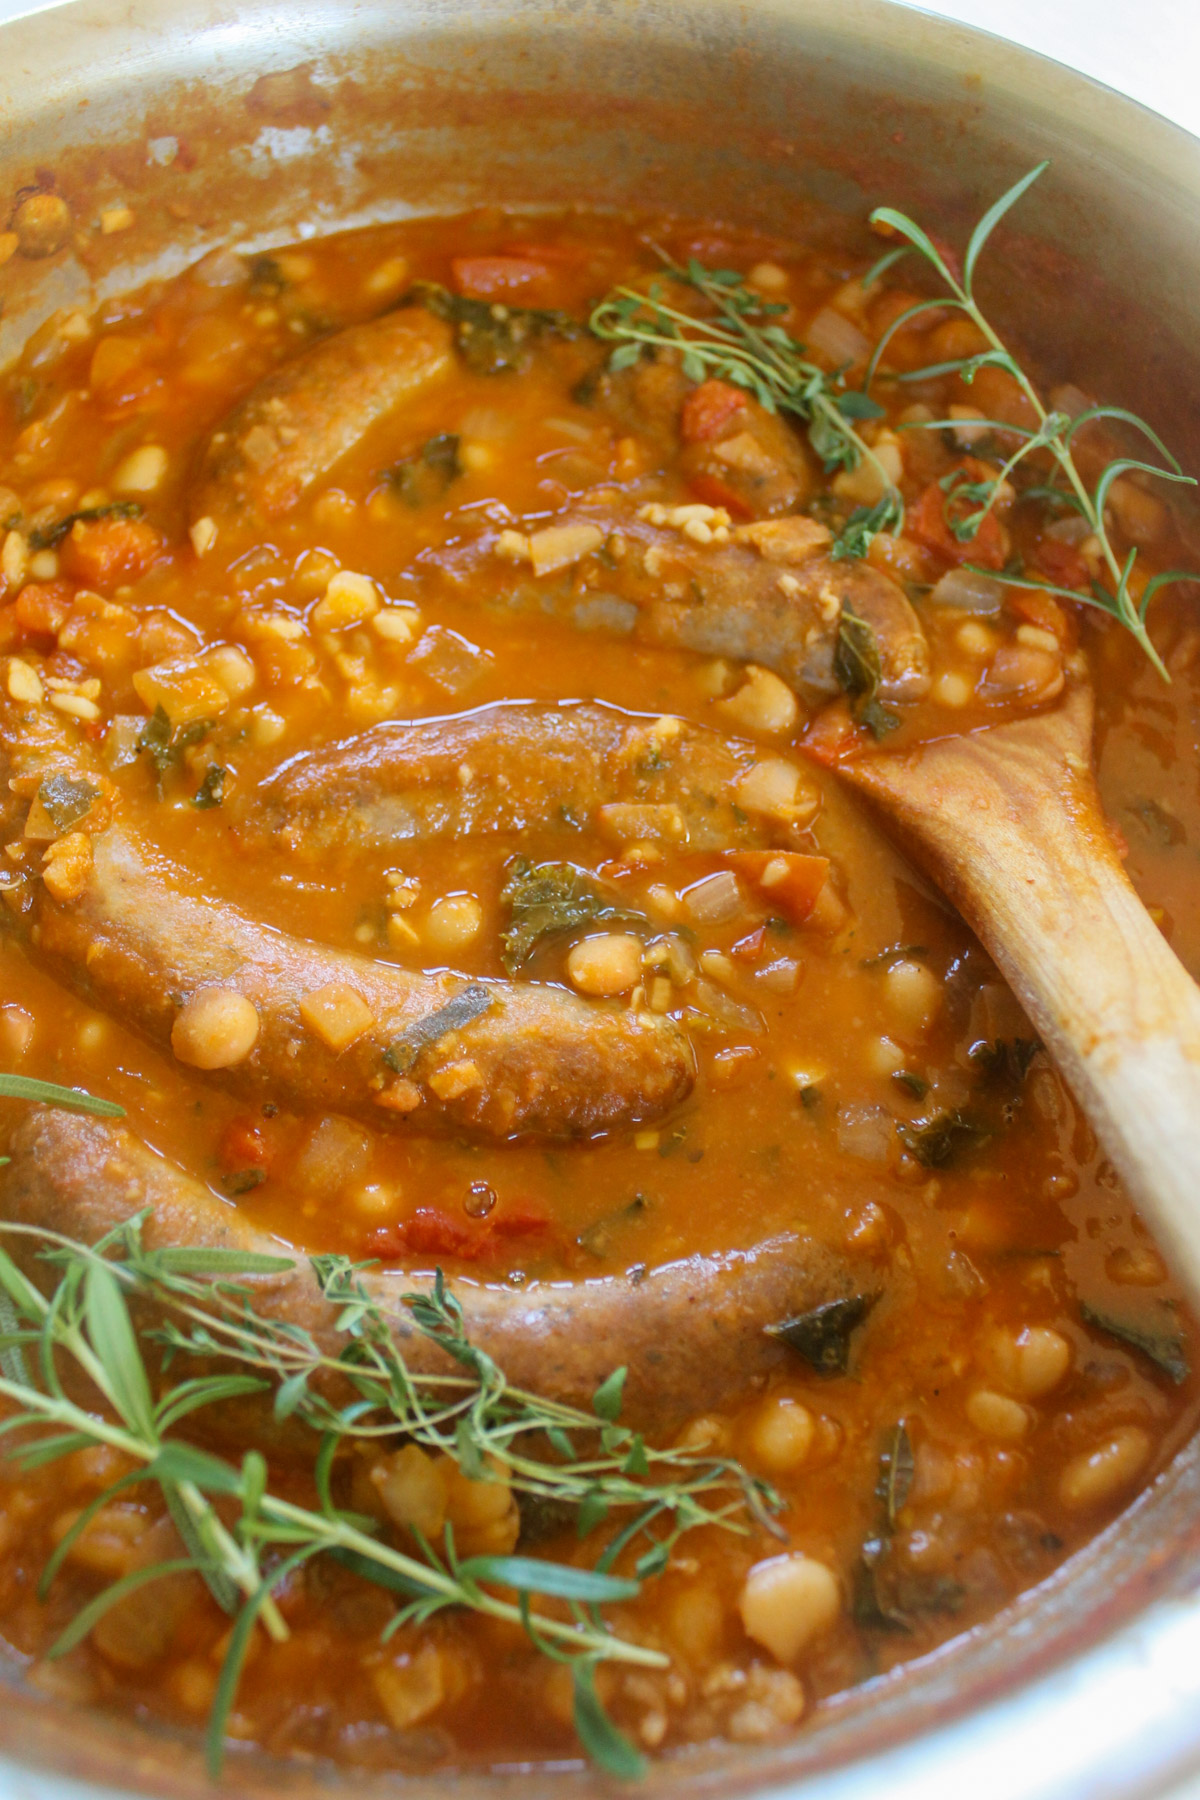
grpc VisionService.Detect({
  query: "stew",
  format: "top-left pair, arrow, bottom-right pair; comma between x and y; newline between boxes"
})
0,172 -> 1198,1776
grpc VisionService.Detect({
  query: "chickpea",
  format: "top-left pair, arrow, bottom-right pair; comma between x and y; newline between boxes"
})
745,1396 -> 816,1473
883,958 -> 942,1038
966,1389 -> 1030,1442
370,1444 -> 448,1538
932,670 -> 974,709
424,894 -> 484,954
717,664 -> 800,737
739,1553 -> 841,1665
981,1324 -> 1072,1399
665,1582 -> 727,1663
170,989 -> 260,1070
566,932 -> 643,997
112,444 -> 168,494
1059,1426 -> 1150,1511
12,191 -> 72,258
0,1003 -> 34,1062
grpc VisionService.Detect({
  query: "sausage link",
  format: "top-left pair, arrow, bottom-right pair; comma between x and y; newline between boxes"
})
2,1109 -> 855,1430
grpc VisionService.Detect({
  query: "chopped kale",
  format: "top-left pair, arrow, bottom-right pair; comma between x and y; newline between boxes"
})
386,432 -> 463,507
880,1419 -> 915,1528
831,492 -> 903,562
766,1292 -> 877,1376
970,1037 -> 1041,1086
898,1110 -> 988,1169
28,500 -> 142,552
892,1070 -> 929,1100
1080,1300 -> 1190,1385
406,280 -> 584,376
221,1168 -> 266,1196
500,858 -> 643,974
36,774 -> 99,833
137,706 -> 217,795
383,984 -> 493,1076
192,765 -> 228,810
578,1194 -> 650,1259
1126,797 -> 1186,848
833,603 -> 900,739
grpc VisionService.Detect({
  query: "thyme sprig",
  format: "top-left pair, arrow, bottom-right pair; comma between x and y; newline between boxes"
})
862,161 -> 1197,678
589,255 -> 902,554
0,1214 -> 779,1778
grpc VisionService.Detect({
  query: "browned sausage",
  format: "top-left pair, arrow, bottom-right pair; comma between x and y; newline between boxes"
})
2,1108 -> 856,1429
242,701 -> 782,859
443,505 -> 931,704
190,307 -> 454,527
0,702 -> 693,1142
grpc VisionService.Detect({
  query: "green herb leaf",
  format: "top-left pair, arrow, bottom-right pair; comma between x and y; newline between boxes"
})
1080,1301 -> 1189,1384
192,765 -> 228,809
386,432 -> 463,506
28,500 -> 142,553
572,1663 -> 647,1781
36,774 -> 99,832
833,603 -> 900,737
384,984 -> 493,1074
898,1111 -> 988,1168
882,1420 -> 915,1528
459,1555 -> 639,1602
47,1558 -> 196,1659
593,1366 -> 628,1423
969,1038 -> 1040,1085
408,281 -> 583,375
0,1072 -> 124,1116
500,859 -> 643,973
766,1293 -> 877,1375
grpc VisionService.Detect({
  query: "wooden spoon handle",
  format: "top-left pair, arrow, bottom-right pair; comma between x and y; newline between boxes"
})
843,686 -> 1200,1295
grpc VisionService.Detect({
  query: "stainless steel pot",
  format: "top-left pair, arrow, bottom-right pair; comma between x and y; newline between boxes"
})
1,1 -> 1200,1795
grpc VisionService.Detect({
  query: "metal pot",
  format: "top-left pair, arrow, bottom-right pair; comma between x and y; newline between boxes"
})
1,1 -> 1199,1795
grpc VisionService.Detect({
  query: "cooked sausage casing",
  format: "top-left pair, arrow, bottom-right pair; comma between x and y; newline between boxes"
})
3,1108 -> 857,1431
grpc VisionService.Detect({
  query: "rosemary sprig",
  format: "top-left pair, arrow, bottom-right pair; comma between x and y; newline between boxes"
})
0,1073 -> 124,1118
589,255 -> 902,553
862,161 -> 1197,678
0,1214 -> 779,1778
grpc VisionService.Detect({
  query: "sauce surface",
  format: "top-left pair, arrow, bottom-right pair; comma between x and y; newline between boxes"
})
1,205 -> 1198,1772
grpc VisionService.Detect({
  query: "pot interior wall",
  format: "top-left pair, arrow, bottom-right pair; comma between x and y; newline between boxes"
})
1,1 -> 1200,1794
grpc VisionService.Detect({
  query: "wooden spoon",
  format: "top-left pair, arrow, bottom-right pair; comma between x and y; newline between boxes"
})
838,678 -> 1200,1296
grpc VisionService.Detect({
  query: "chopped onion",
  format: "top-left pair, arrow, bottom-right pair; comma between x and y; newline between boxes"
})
682,870 -> 743,924
805,306 -> 870,366
928,567 -> 1005,614
1046,512 -> 1091,545
836,1103 -> 893,1164
690,979 -> 765,1035
1049,383 -> 1092,419
757,957 -> 800,995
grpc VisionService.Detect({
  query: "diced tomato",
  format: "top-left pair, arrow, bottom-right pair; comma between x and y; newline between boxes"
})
450,256 -> 553,301
730,925 -> 766,962
684,469 -> 754,519
14,581 -> 72,637
501,240 -> 592,265
908,469 -> 1007,570
1007,586 -> 1078,650
800,698 -> 860,766
218,1115 -> 278,1175
726,851 -> 830,926
371,1207 -> 477,1261
490,1207 -> 550,1239
1029,536 -> 1089,592
680,379 -> 747,444
62,516 -> 163,587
